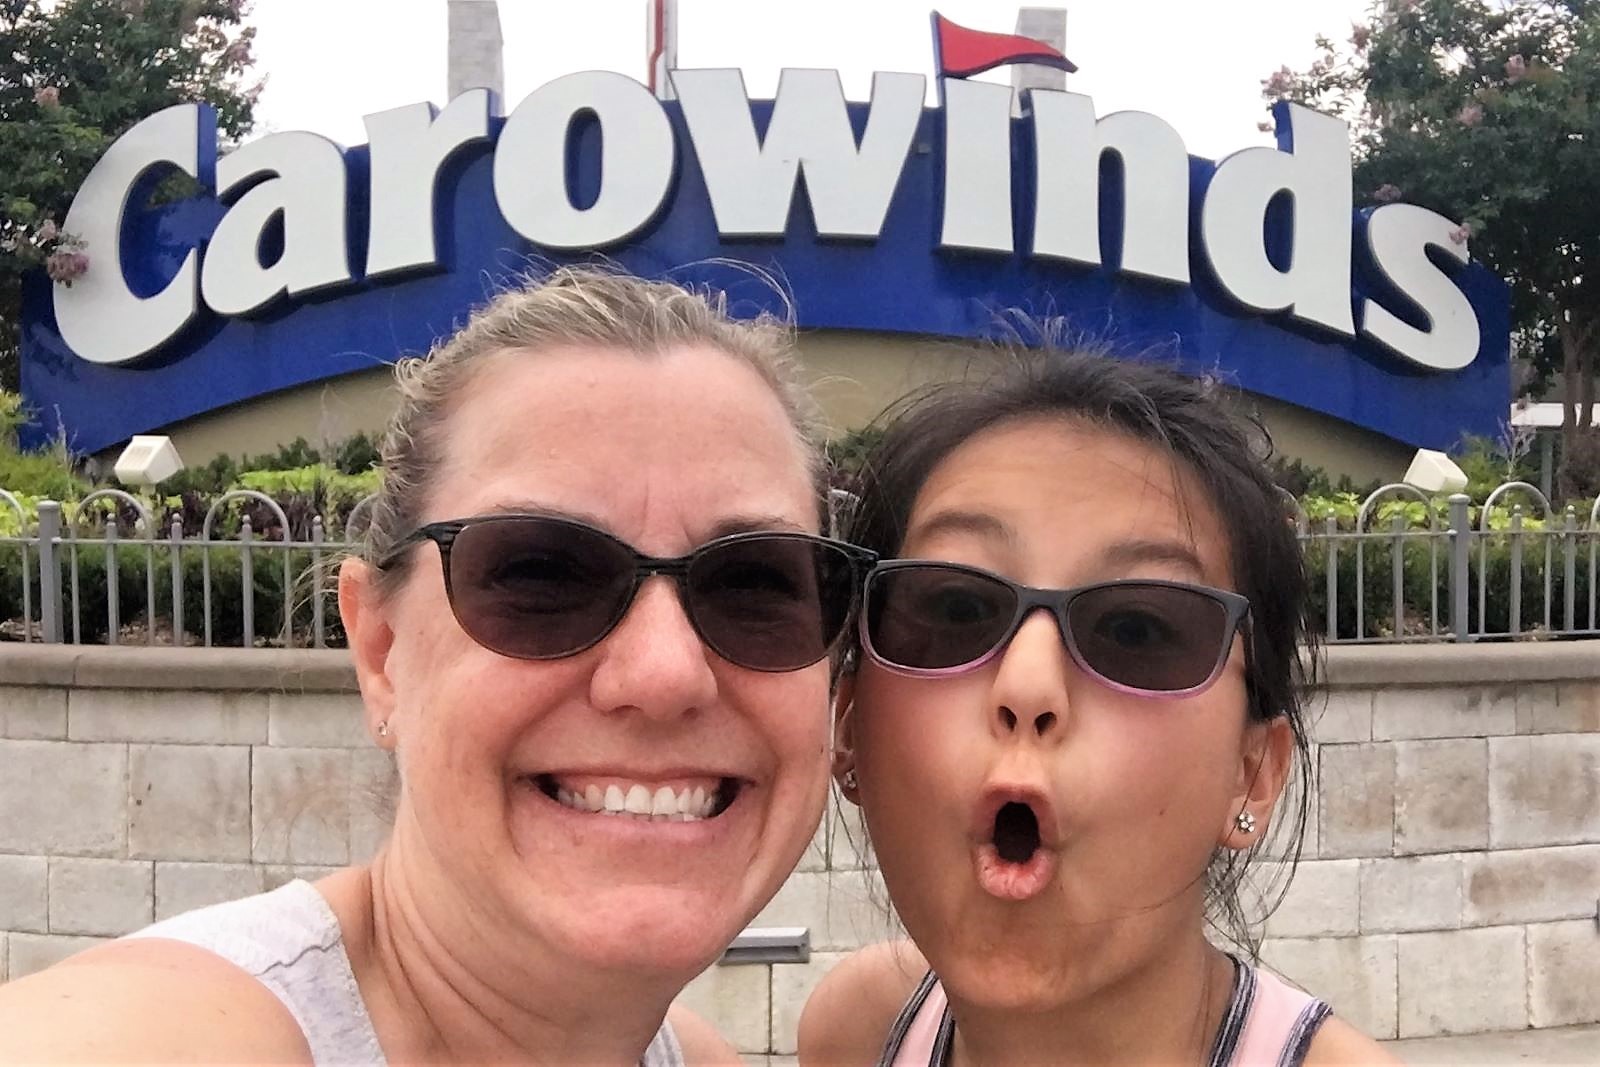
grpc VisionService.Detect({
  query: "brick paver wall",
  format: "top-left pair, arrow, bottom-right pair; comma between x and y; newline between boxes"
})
1,643 -> 1597,1060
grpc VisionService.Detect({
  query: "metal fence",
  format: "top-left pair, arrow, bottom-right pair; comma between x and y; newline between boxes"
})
5,483 -> 1600,648
0,488 -> 370,649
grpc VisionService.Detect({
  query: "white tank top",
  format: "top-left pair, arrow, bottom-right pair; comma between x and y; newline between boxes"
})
127,880 -> 685,1066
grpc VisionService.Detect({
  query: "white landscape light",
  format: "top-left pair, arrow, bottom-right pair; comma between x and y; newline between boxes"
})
1403,448 -> 1468,494
112,434 -> 184,486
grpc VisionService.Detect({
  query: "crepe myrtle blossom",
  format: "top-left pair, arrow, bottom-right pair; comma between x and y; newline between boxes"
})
1373,183 -> 1404,203
1262,66 -> 1294,96
1448,223 -> 1474,246
222,32 -> 253,67
33,86 -> 59,108
46,250 -> 91,285
1350,23 -> 1371,50
1458,103 -> 1484,127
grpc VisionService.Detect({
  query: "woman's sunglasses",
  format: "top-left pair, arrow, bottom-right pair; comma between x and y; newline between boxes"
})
379,514 -> 876,672
860,560 -> 1251,697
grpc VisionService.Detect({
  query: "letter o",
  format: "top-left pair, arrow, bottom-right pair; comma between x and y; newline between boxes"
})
493,71 -> 675,250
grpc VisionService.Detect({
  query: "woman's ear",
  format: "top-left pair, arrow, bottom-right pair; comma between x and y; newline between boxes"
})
832,673 -> 860,805
339,557 -> 399,745
1221,715 -> 1294,849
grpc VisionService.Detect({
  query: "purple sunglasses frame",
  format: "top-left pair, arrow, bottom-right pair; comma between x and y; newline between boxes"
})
858,559 -> 1254,698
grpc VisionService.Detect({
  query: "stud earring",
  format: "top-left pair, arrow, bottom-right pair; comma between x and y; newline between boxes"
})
842,769 -> 858,791
376,720 -> 389,739
1235,810 -> 1257,835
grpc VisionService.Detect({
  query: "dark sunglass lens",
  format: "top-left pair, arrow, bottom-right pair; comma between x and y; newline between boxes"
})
866,566 -> 1017,671
447,518 -> 634,658
688,537 -> 855,671
1066,584 -> 1231,692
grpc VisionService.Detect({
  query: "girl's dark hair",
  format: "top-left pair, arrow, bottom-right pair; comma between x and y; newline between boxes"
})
841,344 -> 1316,955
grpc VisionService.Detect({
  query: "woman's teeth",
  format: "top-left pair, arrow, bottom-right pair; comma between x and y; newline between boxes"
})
549,781 -> 721,821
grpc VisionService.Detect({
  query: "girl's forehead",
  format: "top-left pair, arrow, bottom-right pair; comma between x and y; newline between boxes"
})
907,419 -> 1236,584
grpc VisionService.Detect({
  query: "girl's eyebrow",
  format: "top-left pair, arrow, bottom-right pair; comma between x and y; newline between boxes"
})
906,514 -> 1210,579
1099,538 -> 1208,577
904,508 -> 1015,548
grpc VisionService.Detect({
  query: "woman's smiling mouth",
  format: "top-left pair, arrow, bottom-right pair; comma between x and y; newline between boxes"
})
525,774 -> 743,822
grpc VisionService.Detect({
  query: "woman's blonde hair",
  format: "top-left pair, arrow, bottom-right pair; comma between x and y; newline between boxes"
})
358,265 -> 824,591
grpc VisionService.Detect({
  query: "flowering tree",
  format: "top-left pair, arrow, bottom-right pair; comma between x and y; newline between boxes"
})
1268,0 -> 1600,496
0,0 -> 259,393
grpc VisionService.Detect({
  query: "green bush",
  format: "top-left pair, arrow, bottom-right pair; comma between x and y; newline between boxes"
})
0,446 -> 88,500
151,434 -> 382,498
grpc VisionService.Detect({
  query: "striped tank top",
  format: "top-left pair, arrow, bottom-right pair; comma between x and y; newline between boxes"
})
877,958 -> 1331,1067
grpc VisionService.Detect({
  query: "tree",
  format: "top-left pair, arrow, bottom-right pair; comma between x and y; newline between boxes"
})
1269,0 -> 1600,498
0,0 -> 259,394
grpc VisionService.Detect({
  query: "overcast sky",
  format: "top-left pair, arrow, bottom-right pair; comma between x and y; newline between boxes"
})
249,0 -> 1374,160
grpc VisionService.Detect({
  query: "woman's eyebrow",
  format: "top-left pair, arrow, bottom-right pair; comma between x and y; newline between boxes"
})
453,504 -> 809,540
1099,538 -> 1208,576
478,501 -> 602,524
905,509 -> 1015,548
707,514 -> 811,538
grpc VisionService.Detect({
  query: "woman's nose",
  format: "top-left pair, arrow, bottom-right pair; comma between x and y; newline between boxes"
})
588,576 -> 718,719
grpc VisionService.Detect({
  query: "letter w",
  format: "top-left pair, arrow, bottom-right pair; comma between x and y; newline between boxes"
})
673,69 -> 924,239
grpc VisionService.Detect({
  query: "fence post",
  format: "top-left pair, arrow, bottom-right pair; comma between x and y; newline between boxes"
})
1448,493 -> 1471,643
36,500 -> 64,643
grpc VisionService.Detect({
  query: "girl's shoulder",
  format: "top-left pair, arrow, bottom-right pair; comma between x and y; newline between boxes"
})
1303,1014 -> 1404,1067
667,1003 -> 744,1066
0,937 -> 311,1064
798,938 -> 930,1066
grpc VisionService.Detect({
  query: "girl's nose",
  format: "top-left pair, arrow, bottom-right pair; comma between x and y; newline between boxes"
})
987,608 -> 1069,743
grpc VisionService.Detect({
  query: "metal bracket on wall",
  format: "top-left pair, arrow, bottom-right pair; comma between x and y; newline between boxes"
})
718,926 -> 810,966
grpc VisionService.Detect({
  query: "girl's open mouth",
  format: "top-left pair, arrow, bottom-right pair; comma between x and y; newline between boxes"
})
993,801 -> 1041,863
973,792 -> 1058,901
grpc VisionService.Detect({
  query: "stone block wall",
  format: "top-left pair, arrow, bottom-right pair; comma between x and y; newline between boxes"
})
1,642 -> 1597,1058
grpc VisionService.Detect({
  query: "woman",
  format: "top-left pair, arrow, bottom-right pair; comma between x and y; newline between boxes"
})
0,267 -> 873,1064
801,349 -> 1397,1066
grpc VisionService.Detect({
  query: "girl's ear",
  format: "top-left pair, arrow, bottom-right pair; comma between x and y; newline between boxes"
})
1221,715 -> 1294,849
339,557 -> 399,745
832,673 -> 860,805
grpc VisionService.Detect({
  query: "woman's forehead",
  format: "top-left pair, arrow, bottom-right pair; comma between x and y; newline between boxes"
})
424,343 -> 817,536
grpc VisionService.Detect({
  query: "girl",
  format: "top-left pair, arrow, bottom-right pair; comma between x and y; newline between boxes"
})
802,349 -> 1397,1066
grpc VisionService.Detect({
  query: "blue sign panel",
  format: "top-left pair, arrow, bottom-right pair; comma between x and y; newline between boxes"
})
20,85 -> 1509,455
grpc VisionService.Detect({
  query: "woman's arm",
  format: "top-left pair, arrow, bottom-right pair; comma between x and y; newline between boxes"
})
0,939 -> 311,1064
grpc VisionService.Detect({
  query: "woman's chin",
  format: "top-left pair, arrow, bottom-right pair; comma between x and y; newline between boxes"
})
497,774 -> 790,969
538,892 -> 749,975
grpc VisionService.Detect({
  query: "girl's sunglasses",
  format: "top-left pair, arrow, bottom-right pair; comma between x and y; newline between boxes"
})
378,514 -> 876,672
860,560 -> 1251,697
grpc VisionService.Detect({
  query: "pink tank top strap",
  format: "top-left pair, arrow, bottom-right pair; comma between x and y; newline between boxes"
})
876,958 -> 1330,1067
876,971 -> 952,1067
1220,963 -> 1332,1067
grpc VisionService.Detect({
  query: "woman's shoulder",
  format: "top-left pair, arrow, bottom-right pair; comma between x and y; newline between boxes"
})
0,937 -> 311,1063
797,938 -> 930,1067
1303,1014 -> 1403,1066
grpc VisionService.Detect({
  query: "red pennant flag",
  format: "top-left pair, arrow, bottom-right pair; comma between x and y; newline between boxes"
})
931,12 -> 1077,79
